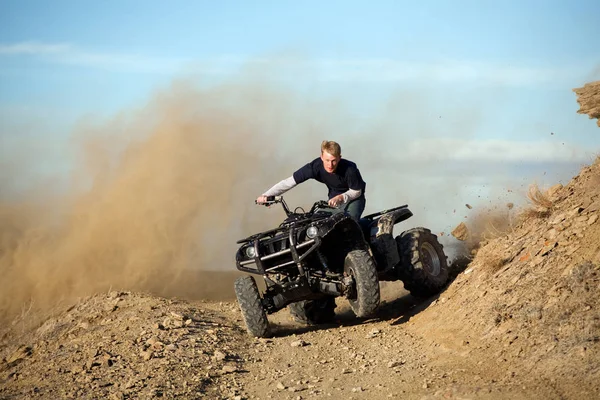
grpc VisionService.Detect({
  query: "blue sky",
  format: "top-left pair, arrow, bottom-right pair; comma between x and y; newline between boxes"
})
1,1 -> 600,229
1,1 -> 599,128
2,3 -> 599,97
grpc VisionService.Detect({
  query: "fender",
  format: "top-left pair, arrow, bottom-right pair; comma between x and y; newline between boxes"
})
375,207 -> 413,237
369,207 -> 413,276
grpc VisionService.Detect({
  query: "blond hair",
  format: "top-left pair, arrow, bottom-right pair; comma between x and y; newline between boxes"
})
321,140 -> 341,157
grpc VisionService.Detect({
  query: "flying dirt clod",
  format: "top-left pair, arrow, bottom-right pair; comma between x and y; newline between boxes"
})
451,222 -> 469,241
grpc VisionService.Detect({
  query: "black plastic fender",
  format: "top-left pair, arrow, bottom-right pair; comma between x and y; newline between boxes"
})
375,207 -> 413,236
369,207 -> 413,276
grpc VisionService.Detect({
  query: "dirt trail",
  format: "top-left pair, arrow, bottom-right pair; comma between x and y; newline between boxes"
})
237,283 -> 564,400
1,281 -> 587,400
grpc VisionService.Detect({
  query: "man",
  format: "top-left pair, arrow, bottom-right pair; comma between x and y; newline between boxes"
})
256,140 -> 367,221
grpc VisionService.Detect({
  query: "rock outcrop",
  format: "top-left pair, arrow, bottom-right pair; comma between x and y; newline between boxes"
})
574,80 -> 600,127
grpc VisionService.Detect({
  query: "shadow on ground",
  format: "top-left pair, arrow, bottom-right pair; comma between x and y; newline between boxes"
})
268,255 -> 472,337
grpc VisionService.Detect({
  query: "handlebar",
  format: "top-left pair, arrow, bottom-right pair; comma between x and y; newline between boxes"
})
309,200 -> 334,213
255,195 -> 283,205
255,196 -> 335,217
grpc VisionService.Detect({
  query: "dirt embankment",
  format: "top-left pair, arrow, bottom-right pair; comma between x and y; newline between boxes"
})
420,157 -> 600,397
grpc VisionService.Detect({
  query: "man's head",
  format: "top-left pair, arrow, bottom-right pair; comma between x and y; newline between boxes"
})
320,140 -> 341,173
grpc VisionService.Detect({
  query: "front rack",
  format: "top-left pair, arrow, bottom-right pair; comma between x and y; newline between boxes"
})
237,226 -> 322,275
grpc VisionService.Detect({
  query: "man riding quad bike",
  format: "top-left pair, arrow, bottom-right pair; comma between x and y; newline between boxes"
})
234,196 -> 449,338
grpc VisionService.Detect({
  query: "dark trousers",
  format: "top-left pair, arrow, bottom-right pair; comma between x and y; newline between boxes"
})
342,196 -> 366,221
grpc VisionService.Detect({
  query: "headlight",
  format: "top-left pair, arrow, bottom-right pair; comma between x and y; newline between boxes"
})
245,246 -> 256,258
306,226 -> 319,239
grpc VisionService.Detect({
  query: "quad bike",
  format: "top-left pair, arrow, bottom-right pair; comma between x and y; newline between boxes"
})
234,196 -> 448,338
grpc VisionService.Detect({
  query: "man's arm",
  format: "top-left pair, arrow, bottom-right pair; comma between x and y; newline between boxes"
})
329,188 -> 362,207
257,160 -> 315,204
341,188 -> 362,204
262,176 -> 297,197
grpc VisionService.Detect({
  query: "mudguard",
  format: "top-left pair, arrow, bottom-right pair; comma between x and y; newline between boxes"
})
374,207 -> 413,236
369,207 -> 413,275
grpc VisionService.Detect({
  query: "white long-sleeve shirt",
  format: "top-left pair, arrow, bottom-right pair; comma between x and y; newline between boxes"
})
262,176 -> 362,204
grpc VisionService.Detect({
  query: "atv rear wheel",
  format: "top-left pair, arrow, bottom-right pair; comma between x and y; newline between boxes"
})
289,297 -> 337,325
234,276 -> 271,338
396,228 -> 449,298
344,249 -> 380,318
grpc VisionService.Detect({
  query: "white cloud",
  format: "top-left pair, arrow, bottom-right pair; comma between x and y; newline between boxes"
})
212,56 -> 578,86
0,41 -> 185,73
0,41 -> 72,55
381,138 -> 592,163
0,41 -> 588,85
284,58 -> 566,86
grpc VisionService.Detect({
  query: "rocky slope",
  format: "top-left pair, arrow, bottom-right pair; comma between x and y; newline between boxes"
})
419,158 -> 600,398
0,292 -> 252,399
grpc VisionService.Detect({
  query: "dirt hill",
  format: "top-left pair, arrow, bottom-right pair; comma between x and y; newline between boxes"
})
1,84 -> 599,400
417,157 -> 600,397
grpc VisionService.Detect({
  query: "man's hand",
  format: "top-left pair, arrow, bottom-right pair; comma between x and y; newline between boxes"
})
328,194 -> 345,208
256,195 -> 268,204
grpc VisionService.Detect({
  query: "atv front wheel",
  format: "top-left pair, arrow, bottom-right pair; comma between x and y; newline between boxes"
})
344,250 -> 380,318
289,297 -> 337,325
396,228 -> 449,297
234,276 -> 271,338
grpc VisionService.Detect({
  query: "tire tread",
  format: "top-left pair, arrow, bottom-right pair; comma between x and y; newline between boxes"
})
234,276 -> 271,338
345,250 -> 380,317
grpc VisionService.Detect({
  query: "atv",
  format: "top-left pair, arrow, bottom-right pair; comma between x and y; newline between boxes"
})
234,196 -> 448,337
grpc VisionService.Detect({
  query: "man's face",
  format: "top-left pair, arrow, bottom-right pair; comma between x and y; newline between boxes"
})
321,150 -> 341,173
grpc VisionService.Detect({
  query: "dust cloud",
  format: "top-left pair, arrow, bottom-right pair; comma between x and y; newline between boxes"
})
0,79 -> 331,323
0,75 -> 575,325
